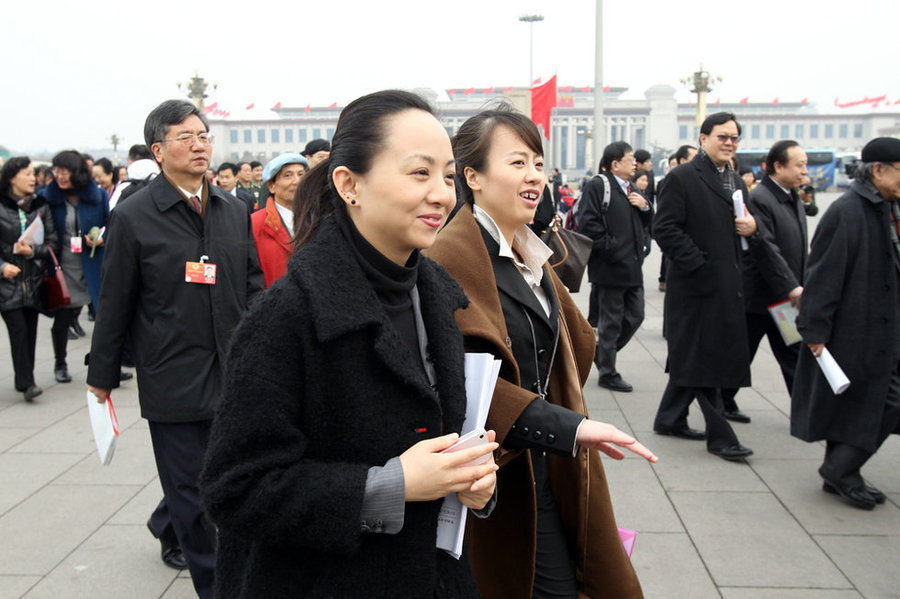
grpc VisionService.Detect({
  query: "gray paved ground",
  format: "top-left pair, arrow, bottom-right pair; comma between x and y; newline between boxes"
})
0,191 -> 897,598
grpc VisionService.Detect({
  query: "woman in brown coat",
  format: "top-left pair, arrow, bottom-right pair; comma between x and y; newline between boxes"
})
427,105 -> 657,599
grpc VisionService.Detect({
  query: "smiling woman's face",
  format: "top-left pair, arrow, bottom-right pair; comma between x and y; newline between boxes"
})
465,125 -> 546,238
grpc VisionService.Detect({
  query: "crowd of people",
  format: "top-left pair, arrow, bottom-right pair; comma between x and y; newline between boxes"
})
0,93 -> 898,598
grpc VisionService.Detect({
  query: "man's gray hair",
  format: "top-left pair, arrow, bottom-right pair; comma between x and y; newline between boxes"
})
855,162 -> 876,183
143,100 -> 209,150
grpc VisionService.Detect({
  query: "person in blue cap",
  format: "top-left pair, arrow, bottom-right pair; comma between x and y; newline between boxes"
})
252,153 -> 308,287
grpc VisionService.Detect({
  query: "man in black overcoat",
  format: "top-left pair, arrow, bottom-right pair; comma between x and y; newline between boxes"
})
579,142 -> 652,392
791,137 -> 900,510
85,100 -> 264,597
651,112 -> 757,461
721,140 -> 812,422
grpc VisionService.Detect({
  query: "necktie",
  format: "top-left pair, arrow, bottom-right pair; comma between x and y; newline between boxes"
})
625,182 -> 631,195
190,195 -> 201,215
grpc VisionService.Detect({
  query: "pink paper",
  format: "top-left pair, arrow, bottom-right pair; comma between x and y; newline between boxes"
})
618,526 -> 636,558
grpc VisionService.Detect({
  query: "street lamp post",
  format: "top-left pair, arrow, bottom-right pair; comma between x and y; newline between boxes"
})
681,65 -> 721,131
518,14 -> 544,86
177,71 -> 217,112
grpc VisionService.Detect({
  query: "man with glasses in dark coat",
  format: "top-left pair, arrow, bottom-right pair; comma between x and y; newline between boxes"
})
86,99 -> 264,598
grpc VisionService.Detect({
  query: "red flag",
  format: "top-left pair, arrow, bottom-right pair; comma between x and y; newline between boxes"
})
558,96 -> 574,108
771,97 -> 779,105
602,86 -> 610,92
739,97 -> 749,104
463,88 -> 475,95
304,105 -> 310,113
483,87 -> 494,94
245,103 -> 254,110
531,75 -> 557,140
801,97 -> 808,104
502,86 -> 514,92
271,101 -> 282,110
532,77 -> 542,85
203,101 -> 218,115
447,89 -> 457,95
714,98 -> 720,105
328,102 -> 338,109
581,86 -> 590,92
559,85 -> 572,93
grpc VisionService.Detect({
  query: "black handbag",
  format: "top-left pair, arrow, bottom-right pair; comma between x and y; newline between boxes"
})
540,215 -> 592,293
42,246 -> 71,313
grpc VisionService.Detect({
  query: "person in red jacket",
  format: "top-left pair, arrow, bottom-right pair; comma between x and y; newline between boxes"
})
252,153 -> 308,287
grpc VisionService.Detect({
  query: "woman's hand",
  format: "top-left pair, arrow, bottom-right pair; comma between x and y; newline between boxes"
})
2,263 -> 21,279
576,419 -> 658,462
399,432 -> 499,503
84,234 -> 104,248
13,241 -> 33,256
457,430 -> 498,510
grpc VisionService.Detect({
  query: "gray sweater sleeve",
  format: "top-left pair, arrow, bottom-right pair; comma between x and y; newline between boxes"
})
359,457 -> 406,534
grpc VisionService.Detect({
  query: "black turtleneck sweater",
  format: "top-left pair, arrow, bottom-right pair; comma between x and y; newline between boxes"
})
334,209 -> 424,370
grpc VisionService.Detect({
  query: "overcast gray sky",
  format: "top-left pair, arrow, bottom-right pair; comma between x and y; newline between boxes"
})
2,0 -> 897,154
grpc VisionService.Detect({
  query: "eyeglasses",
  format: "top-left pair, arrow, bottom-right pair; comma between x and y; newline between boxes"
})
51,168 -> 70,178
158,133 -> 214,146
715,134 -> 741,144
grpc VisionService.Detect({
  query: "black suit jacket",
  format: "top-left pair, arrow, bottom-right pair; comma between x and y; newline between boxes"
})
743,175 -> 809,313
87,175 -> 264,421
477,224 -> 583,455
579,173 -> 651,287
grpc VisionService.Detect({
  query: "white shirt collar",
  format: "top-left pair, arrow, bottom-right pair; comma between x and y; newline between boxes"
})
472,204 -> 553,284
612,173 -> 630,195
176,184 -> 203,200
771,177 -> 792,196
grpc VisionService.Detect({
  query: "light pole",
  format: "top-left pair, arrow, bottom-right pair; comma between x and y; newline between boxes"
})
518,14 -> 544,86
681,65 -> 721,131
177,71 -> 217,111
592,0 -> 604,167
109,133 -> 121,164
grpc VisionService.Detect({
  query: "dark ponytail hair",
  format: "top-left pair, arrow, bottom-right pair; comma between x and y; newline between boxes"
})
292,89 -> 434,250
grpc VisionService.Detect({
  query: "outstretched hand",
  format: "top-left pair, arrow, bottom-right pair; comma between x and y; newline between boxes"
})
576,419 -> 658,462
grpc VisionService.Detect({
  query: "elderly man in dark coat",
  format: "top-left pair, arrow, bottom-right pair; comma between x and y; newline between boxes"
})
721,140 -> 812,423
86,100 -> 264,597
791,137 -> 900,510
651,112 -> 757,461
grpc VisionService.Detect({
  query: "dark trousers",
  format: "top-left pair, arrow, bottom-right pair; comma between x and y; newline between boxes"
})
592,284 -> 644,377
531,450 -> 577,599
820,363 -> 900,487
148,420 -> 216,599
50,306 -> 80,367
722,312 -> 800,411
659,253 -> 668,283
654,381 -> 740,450
2,307 -> 39,391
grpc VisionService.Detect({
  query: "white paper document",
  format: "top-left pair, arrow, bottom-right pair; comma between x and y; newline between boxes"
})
767,300 -> 802,346
86,391 -> 120,465
815,347 -> 851,394
436,353 -> 501,559
732,190 -> 749,251
16,217 -> 44,248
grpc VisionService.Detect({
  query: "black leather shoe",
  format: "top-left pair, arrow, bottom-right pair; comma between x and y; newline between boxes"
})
54,366 -> 71,383
598,374 -> 633,392
72,319 -> 86,337
119,370 -> 134,382
147,520 -> 188,570
24,385 -> 43,402
723,409 -> 751,423
822,480 -> 880,508
67,328 -> 78,340
709,444 -> 754,461
654,425 -> 706,441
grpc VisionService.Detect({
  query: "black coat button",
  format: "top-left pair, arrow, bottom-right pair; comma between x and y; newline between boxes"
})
520,426 -> 530,436
533,430 -> 543,440
547,433 -> 556,444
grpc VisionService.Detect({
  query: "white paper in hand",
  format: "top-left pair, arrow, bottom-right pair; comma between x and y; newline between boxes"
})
732,190 -> 749,251
815,347 -> 851,394
86,391 -> 119,465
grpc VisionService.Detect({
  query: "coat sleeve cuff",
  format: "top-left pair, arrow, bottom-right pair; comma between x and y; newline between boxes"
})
359,457 -> 405,534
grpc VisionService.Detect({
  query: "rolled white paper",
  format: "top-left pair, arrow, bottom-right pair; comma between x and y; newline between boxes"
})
732,190 -> 749,251
815,347 -> 850,394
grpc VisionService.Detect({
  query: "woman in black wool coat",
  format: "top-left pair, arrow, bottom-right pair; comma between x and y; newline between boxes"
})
200,90 -> 498,599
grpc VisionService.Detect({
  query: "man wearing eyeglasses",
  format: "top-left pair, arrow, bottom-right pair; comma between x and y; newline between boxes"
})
651,112 -> 757,462
85,99 -> 264,598
791,137 -> 900,510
